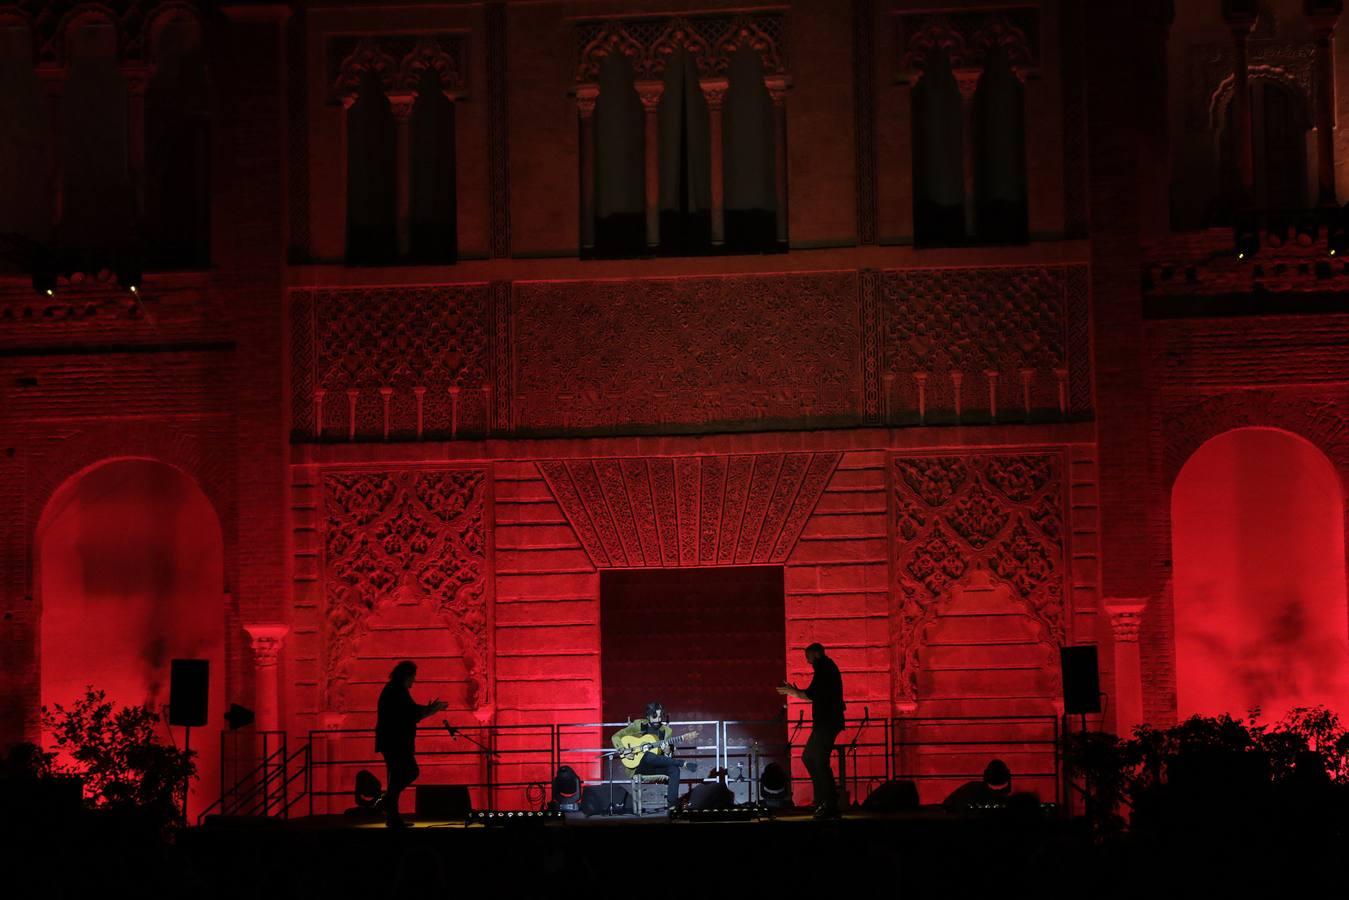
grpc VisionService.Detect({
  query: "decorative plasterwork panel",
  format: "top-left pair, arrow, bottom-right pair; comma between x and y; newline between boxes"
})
894,8 -> 1041,82
321,468 -> 491,713
512,271 -> 860,433
574,12 -> 787,84
290,285 -> 497,441
8,0 -> 203,66
890,451 -> 1067,703
539,452 -> 841,568
879,265 -> 1091,419
1184,40 -> 1316,132
328,33 -> 469,101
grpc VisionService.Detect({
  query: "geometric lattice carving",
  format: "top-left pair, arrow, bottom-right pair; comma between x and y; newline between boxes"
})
539,452 -> 840,567
290,286 -> 495,441
881,265 -> 1091,420
895,8 -> 1041,82
329,34 -> 469,100
575,12 -> 787,84
513,272 -> 860,433
891,451 -> 1066,702
321,468 -> 490,713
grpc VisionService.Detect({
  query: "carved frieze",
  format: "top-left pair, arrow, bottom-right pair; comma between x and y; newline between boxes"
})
329,33 -> 469,101
891,451 -> 1067,703
894,8 -> 1041,83
880,266 -> 1091,421
574,12 -> 787,84
512,272 -> 860,433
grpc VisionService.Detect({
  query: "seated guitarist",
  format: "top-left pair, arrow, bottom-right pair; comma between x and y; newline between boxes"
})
611,701 -> 691,809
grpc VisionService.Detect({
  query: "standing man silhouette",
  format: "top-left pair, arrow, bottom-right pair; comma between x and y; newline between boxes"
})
777,642 -> 846,818
375,660 -> 447,829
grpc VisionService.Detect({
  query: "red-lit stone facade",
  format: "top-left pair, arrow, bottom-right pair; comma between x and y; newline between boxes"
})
4,0 -> 1349,809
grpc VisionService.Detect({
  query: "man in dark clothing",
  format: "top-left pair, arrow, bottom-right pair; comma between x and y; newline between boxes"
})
778,642 -> 846,818
375,660 -> 447,828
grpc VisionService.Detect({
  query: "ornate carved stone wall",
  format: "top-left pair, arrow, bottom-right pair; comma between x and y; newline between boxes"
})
889,450 -> 1068,703
290,285 -> 498,441
538,452 -> 840,568
512,272 -> 861,433
880,265 -> 1091,422
329,33 -> 469,101
320,468 -> 492,714
574,12 -> 788,84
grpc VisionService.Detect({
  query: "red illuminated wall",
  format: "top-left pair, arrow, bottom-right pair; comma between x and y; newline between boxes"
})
39,458 -> 225,819
4,1 -> 1349,820
1172,428 -> 1349,722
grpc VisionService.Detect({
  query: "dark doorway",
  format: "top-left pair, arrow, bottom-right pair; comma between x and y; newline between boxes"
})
601,566 -> 786,782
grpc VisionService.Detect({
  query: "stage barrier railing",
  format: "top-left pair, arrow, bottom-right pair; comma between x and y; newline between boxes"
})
201,713 -> 1062,820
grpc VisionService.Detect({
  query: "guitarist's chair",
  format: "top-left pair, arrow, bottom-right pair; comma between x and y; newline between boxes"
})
630,774 -> 670,815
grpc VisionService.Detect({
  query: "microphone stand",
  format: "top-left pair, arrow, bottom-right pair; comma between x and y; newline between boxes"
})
845,707 -> 869,807
441,720 -> 500,759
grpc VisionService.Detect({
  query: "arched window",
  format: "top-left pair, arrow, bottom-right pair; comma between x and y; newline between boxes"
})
911,53 -> 964,247
146,15 -> 210,268
0,24 -> 51,256
1216,77 -> 1312,220
724,46 -> 777,252
59,19 -> 134,253
593,53 -> 644,256
409,68 -> 457,264
658,49 -> 711,254
974,49 -> 1027,244
345,70 -> 396,265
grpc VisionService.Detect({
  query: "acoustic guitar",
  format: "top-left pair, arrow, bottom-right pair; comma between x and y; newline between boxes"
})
616,729 -> 701,770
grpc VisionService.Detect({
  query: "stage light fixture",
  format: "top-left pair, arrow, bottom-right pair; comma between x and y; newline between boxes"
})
551,765 -> 581,812
759,762 -> 792,808
353,769 -> 382,809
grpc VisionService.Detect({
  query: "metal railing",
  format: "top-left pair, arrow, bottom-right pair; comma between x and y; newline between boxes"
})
200,713 -> 1064,821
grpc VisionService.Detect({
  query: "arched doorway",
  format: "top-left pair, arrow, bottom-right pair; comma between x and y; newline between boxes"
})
39,458 -> 225,820
1172,428 -> 1349,722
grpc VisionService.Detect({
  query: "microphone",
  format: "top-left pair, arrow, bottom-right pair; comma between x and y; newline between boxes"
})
442,720 -> 459,737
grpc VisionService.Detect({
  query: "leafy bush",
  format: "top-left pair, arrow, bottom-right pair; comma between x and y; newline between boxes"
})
42,687 -> 196,829
1065,706 -> 1349,834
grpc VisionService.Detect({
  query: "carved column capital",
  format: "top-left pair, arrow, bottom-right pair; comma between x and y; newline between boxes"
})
244,623 -> 289,667
1102,597 -> 1148,643
574,85 -> 598,119
388,91 -> 417,122
636,80 -> 665,111
765,76 -> 790,107
120,64 -> 155,96
955,69 -> 982,102
699,77 -> 729,109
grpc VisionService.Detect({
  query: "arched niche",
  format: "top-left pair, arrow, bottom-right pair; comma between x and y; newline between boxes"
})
911,52 -> 964,247
409,68 -> 457,264
657,48 -> 711,253
38,458 -> 225,821
346,69 -> 396,265
1172,427 -> 1349,722
909,570 -> 1060,804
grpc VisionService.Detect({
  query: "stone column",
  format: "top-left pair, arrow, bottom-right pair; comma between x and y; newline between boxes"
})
1102,598 -> 1147,737
701,78 -> 729,245
244,624 -> 289,733
1223,4 -> 1258,205
576,87 -> 598,251
338,96 -> 354,258
390,92 -> 415,258
122,65 -> 153,217
1309,1 -> 1343,206
767,78 -> 790,245
956,71 -> 981,238
317,712 -> 347,815
636,81 -> 665,248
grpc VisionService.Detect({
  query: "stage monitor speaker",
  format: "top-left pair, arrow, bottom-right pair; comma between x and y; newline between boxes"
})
580,784 -> 629,817
861,779 -> 919,812
415,785 -> 471,819
686,782 -> 735,811
169,659 -> 209,727
1060,645 -> 1101,715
